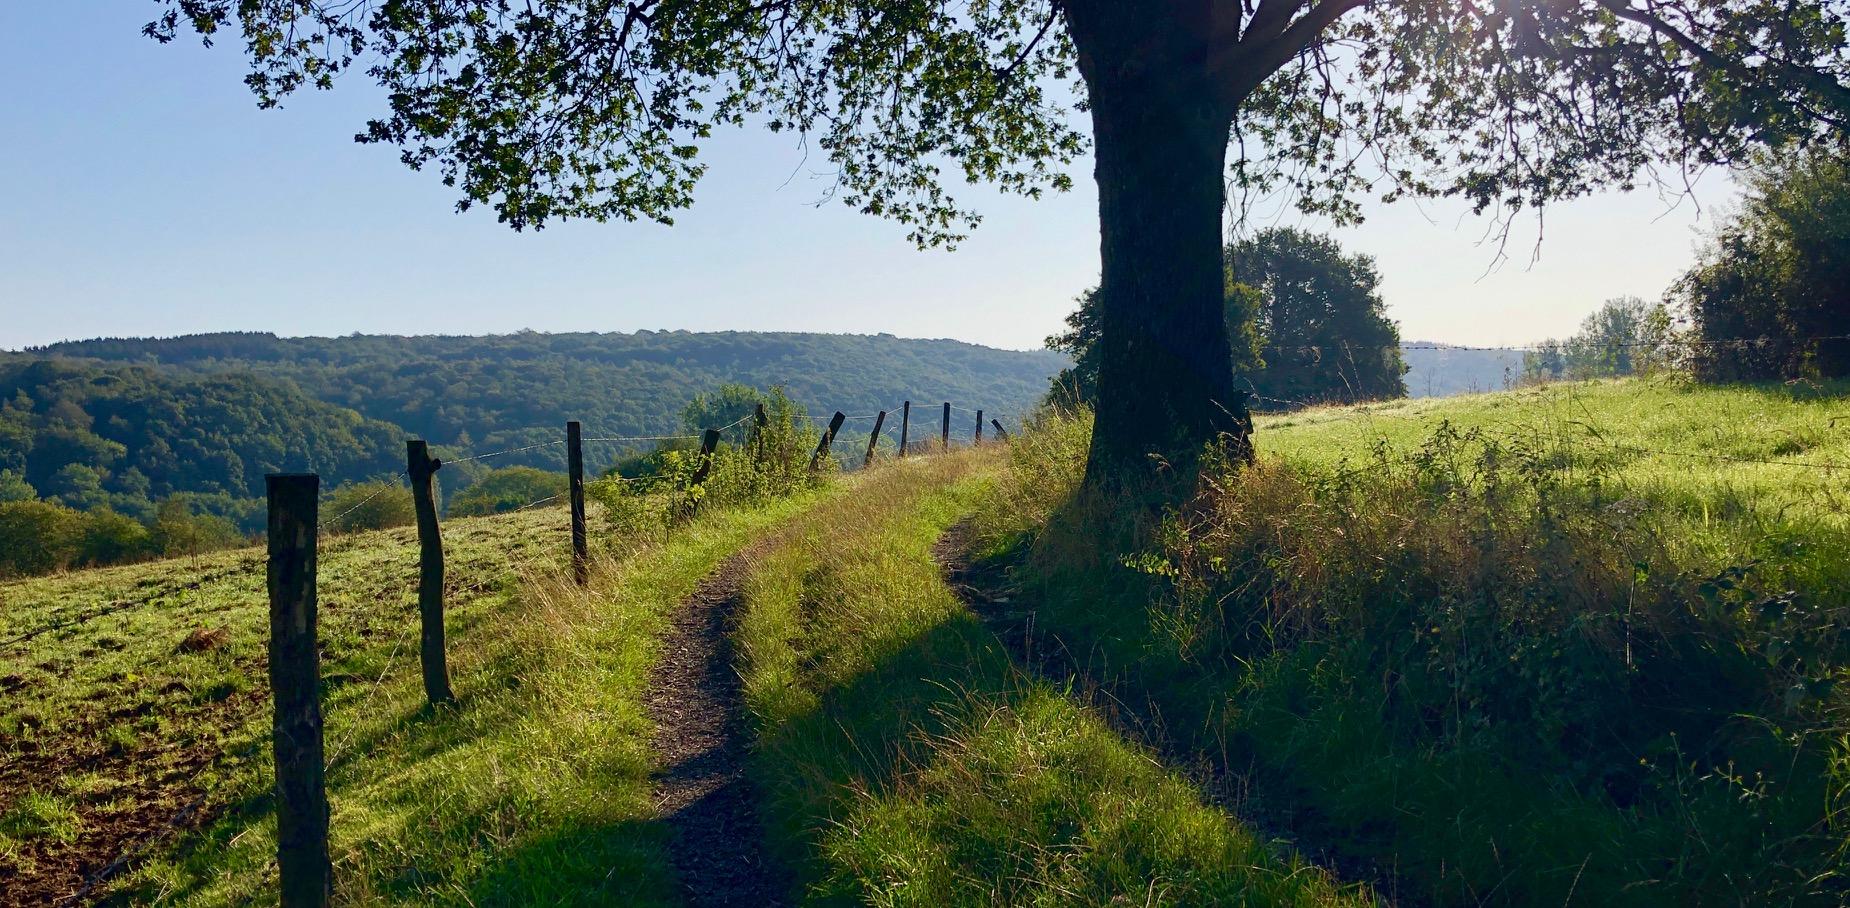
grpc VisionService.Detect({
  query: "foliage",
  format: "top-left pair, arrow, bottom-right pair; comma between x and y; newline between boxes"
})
1048,229 -> 1405,407
1675,146 -> 1850,381
978,380 -> 1850,905
1228,228 -> 1406,405
0,501 -> 80,578
321,479 -> 416,533
0,358 -> 402,529
586,386 -> 822,536
444,466 -> 570,518
0,469 -> 35,503
30,331 -> 1061,474
146,498 -> 245,560
1524,296 -> 1680,382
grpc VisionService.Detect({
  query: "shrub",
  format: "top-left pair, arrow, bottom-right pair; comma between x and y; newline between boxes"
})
74,509 -> 155,567
148,497 -> 246,557
0,500 -> 80,577
322,479 -> 416,532
446,467 -> 568,517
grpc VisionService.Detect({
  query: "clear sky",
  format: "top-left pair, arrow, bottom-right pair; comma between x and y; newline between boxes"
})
0,2 -> 1738,353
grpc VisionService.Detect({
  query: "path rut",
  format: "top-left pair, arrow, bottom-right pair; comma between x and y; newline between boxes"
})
644,554 -> 786,908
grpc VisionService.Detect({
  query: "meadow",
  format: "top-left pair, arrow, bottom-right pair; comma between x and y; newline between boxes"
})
978,376 -> 1850,905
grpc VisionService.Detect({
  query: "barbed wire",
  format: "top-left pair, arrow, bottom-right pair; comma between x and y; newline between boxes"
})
444,440 -> 566,465
318,470 -> 408,531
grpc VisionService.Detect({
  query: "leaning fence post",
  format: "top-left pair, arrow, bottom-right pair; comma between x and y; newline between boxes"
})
974,409 -> 984,444
567,421 -> 588,586
864,410 -> 887,467
406,441 -> 453,706
810,411 -> 846,470
898,401 -> 911,457
941,402 -> 952,452
991,419 -> 1010,442
266,474 -> 331,908
687,428 -> 722,516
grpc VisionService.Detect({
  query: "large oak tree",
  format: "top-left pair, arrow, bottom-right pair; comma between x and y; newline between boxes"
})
149,0 -> 1850,487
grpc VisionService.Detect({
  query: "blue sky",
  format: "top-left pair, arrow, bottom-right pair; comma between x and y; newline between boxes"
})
0,2 -> 1736,352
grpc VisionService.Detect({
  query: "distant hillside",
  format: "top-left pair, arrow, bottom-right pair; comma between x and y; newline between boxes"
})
0,358 -> 404,524
34,331 -> 1067,452
1400,341 -> 1525,398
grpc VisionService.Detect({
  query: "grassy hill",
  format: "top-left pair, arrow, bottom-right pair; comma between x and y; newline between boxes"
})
8,376 -> 1849,906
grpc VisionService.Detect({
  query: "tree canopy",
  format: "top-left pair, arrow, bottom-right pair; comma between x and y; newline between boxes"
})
1674,147 -> 1850,381
148,0 -> 1850,485
1048,229 -> 1403,407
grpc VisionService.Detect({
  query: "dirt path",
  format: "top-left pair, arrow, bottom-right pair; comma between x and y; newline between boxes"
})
933,521 -> 1411,907
644,554 -> 786,908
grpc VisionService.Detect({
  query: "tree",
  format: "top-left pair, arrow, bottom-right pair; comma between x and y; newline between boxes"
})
1227,228 -> 1404,405
0,500 -> 79,577
323,479 -> 417,532
0,469 -> 35,503
1524,296 -> 1677,382
1674,147 -> 1850,382
1048,229 -> 1397,406
150,0 -> 1850,489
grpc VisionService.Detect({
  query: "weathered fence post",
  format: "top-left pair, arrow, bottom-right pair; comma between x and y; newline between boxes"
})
898,401 -> 911,457
751,402 -> 768,466
810,411 -> 847,470
864,410 -> 887,467
266,474 -> 331,908
567,421 -> 588,586
991,419 -> 1010,442
406,441 -> 454,706
941,402 -> 952,452
686,428 -> 722,516
974,409 -> 984,444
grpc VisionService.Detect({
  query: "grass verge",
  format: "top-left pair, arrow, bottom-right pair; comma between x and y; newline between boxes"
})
735,453 -> 1366,906
975,379 -> 1850,906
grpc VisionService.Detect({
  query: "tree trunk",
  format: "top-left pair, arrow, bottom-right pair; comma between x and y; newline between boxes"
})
1067,1 -> 1253,492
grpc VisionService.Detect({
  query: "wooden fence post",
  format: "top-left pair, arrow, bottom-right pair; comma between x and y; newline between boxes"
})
567,421 -> 588,586
810,411 -> 846,470
266,474 -> 331,908
898,401 -> 911,457
406,441 -> 453,706
687,428 -> 721,516
751,402 -> 768,466
864,410 -> 887,467
941,402 -> 951,452
974,409 -> 984,444
991,419 -> 1010,442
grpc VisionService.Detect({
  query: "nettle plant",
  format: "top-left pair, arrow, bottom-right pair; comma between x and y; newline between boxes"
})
149,0 -> 1850,493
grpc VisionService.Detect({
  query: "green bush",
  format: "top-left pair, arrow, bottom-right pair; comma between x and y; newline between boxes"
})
74,509 -> 155,567
148,498 -> 246,557
446,467 -> 568,517
322,479 -> 416,532
0,500 -> 80,577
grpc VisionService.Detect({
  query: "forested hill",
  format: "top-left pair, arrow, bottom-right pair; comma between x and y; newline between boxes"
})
0,358 -> 404,525
25,331 -> 1073,454
34,331 -> 1067,452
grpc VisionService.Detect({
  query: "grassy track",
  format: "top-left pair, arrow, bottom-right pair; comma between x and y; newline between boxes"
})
977,377 -> 1850,906
2,490 -> 827,905
735,453 -> 1366,906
